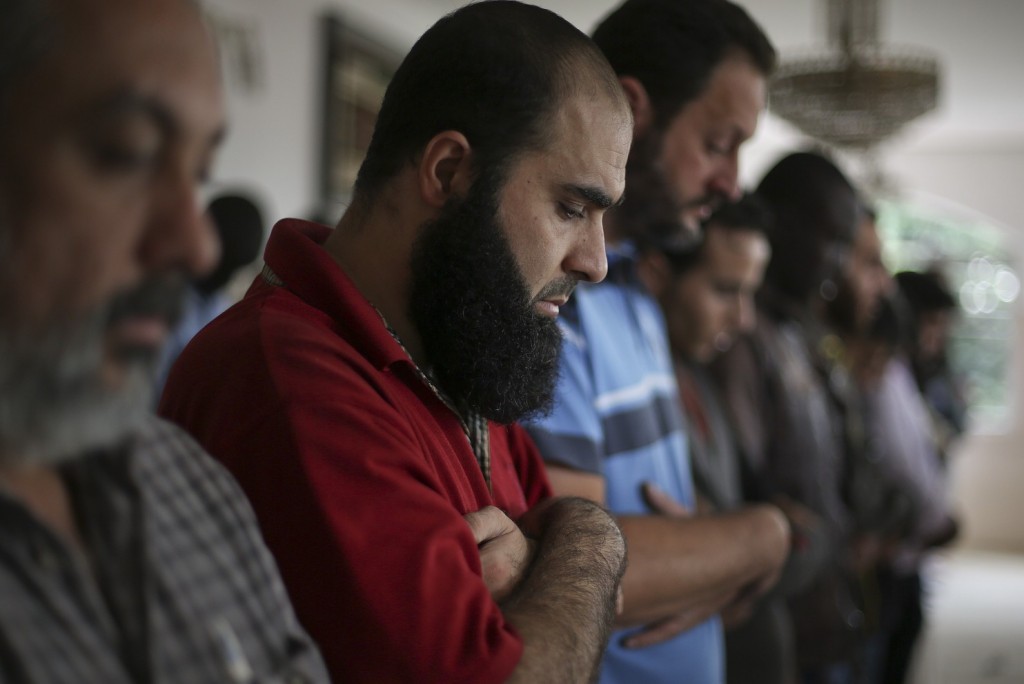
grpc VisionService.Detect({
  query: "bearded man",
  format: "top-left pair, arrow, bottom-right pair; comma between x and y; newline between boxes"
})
159,3 -> 630,682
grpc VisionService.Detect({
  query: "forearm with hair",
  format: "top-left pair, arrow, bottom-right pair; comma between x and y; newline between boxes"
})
501,496 -> 626,684
615,504 -> 789,626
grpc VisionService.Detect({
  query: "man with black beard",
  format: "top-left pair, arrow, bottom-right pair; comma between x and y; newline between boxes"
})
160,3 -> 630,682
0,0 -> 329,681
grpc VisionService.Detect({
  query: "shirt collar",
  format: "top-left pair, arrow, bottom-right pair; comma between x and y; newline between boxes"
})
262,218 -> 411,371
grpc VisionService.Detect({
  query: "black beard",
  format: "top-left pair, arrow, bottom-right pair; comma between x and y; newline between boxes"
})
408,171 -> 565,424
617,129 -> 733,251
617,129 -> 696,250
826,273 -> 861,336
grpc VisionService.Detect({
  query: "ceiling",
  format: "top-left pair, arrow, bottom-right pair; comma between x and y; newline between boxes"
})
420,0 -> 1024,148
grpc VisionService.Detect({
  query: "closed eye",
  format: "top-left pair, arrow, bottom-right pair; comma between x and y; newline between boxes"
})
713,283 -> 743,296
90,143 -> 159,174
558,202 -> 586,220
706,141 -> 730,156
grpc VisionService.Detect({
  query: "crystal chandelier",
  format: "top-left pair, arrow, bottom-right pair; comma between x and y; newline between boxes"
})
769,0 -> 940,150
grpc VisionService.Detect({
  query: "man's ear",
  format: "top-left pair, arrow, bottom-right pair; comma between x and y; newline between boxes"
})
637,250 -> 673,299
619,76 -> 652,139
417,131 -> 475,208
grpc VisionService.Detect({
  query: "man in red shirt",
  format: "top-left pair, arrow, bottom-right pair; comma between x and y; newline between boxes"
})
160,2 -> 630,682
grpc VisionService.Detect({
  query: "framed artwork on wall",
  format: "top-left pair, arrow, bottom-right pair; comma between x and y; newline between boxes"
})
204,8 -> 266,96
319,15 -> 402,216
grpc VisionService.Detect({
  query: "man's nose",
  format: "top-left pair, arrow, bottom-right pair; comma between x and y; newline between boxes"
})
709,152 -> 741,203
564,217 -> 608,284
735,295 -> 757,334
139,171 -> 220,278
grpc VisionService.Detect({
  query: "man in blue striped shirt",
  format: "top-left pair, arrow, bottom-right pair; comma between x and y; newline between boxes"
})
525,1 -> 790,682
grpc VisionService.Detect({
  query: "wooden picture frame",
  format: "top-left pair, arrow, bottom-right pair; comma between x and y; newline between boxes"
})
319,15 -> 401,213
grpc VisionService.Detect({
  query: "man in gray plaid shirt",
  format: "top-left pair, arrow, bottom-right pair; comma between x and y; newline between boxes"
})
0,0 -> 329,681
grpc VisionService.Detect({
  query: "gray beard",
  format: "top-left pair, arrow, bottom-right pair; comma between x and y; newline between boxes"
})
0,311 -> 154,467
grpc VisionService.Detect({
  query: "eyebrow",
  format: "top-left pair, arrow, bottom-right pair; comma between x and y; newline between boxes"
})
563,183 -> 625,210
90,88 -> 227,148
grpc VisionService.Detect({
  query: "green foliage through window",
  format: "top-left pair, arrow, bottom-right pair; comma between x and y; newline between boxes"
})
876,199 -> 1018,429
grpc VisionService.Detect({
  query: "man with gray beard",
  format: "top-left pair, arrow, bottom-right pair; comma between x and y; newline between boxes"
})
0,0 -> 328,681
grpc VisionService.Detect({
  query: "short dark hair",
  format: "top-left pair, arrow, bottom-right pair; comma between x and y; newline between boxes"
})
354,1 -> 625,201
895,270 -> 957,314
756,151 -> 863,303
195,192 -> 265,295
865,293 -> 911,351
592,0 -> 775,128
661,193 -> 772,275
0,0 -> 51,121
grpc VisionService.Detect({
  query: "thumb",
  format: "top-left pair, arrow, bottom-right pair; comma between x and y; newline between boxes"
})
641,482 -> 690,518
463,506 -> 513,545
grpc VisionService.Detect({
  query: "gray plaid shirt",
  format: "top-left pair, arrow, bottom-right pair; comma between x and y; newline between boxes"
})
0,416 -> 329,684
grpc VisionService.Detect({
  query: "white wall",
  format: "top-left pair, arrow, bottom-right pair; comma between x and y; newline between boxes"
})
951,433 -> 1024,554
202,0 -> 435,222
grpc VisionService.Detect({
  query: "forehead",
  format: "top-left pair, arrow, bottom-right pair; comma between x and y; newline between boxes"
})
5,0 -> 223,139
519,93 -> 632,189
702,226 -> 770,269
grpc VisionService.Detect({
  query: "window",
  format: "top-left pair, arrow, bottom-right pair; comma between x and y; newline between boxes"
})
877,198 -> 1019,430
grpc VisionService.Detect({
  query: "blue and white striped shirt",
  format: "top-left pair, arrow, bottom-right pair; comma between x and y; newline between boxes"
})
525,244 -> 723,684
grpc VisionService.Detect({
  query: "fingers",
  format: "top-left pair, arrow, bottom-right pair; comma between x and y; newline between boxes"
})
773,495 -> 820,531
478,528 -> 535,603
640,482 -> 690,518
720,598 -> 755,629
463,506 -> 517,546
621,605 -> 712,649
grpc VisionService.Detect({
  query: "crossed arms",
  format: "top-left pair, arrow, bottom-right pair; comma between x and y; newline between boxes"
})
467,498 -> 626,683
546,465 -> 790,648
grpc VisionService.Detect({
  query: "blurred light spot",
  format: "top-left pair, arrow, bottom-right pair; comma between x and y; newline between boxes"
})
968,256 -> 995,283
994,267 -> 1020,303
